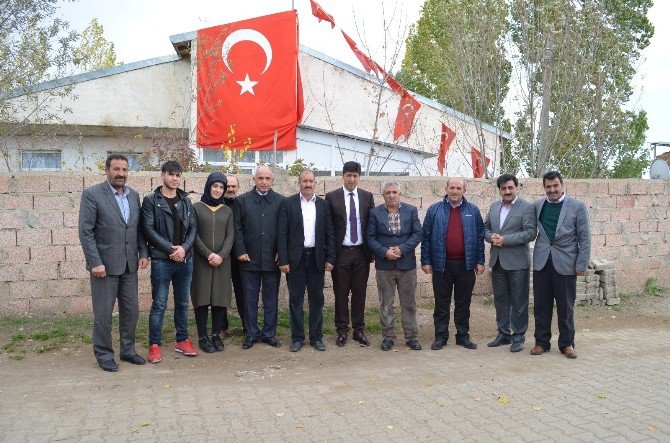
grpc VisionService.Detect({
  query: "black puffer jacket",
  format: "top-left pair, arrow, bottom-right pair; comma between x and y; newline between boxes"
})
142,186 -> 197,260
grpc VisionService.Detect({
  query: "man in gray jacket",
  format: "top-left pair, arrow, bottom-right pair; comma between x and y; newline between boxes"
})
484,174 -> 537,352
79,154 -> 149,372
531,171 -> 591,359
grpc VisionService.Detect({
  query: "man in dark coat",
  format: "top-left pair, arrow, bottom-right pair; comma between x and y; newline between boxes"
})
223,175 -> 245,335
278,170 -> 336,352
234,166 -> 284,349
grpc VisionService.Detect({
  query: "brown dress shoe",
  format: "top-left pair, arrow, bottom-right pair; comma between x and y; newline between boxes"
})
336,333 -> 347,347
353,331 -> 370,346
530,345 -> 546,355
562,346 -> 577,359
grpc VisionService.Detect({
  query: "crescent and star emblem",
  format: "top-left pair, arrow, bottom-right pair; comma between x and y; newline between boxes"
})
221,29 -> 273,96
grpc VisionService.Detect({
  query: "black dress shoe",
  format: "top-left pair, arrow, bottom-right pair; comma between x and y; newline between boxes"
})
336,333 -> 347,347
98,359 -> 119,372
510,341 -> 524,353
262,336 -> 281,348
456,339 -> 477,349
311,340 -> 326,351
120,354 -> 146,365
211,334 -> 224,352
290,341 -> 303,352
380,338 -> 394,351
199,337 -> 215,353
242,337 -> 256,349
353,331 -> 370,347
406,339 -> 422,351
487,334 -> 512,347
431,338 -> 447,350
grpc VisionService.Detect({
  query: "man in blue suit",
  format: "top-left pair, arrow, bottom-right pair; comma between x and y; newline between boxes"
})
367,181 -> 422,351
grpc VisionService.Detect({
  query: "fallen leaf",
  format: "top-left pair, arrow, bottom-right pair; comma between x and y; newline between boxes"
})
295,423 -> 304,429
474,397 -> 481,402
387,425 -> 394,429
498,397 -> 509,404
597,394 -> 606,399
649,426 -> 655,432
392,349 -> 399,353
275,413 -> 284,417
633,411 -> 640,415
141,422 -> 150,427
425,383 -> 433,387
532,406 -> 543,411
358,401 -> 365,404
582,329 -> 590,332
164,384 -> 171,388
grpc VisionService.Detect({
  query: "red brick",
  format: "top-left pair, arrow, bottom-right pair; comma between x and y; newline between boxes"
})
128,175 -> 152,193
51,228 -> 80,245
566,181 -> 589,195
59,261 -> 89,279
0,264 -> 21,281
15,175 -> 50,193
629,180 -> 647,195
605,234 -> 626,247
608,181 -> 629,195
66,296 -> 92,314
22,263 -> 59,281
626,233 -> 644,246
0,194 -> 33,210
0,175 -> 9,193
63,212 -> 79,228
639,220 -> 658,232
4,300 -> 30,315
184,176 -> 208,194
83,174 -> 106,188
590,209 -> 611,222
0,246 -> 30,264
65,245 -> 85,261
30,245 -> 65,262
34,195 -> 77,210
591,234 -> 606,247
615,196 -> 636,209
16,228 -> 51,246
585,180 -> 610,195
0,230 -> 17,247
421,196 -> 444,209
620,221 -> 640,233
25,211 -> 64,229
49,175 -> 83,192
647,180 -> 667,195
9,281 -> 45,299
0,212 -> 25,229
627,209 -> 647,221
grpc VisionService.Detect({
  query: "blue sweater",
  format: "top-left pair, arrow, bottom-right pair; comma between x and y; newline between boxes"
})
420,196 -> 485,272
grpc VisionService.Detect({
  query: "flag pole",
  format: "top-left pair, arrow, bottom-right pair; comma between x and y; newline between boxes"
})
273,130 -> 278,166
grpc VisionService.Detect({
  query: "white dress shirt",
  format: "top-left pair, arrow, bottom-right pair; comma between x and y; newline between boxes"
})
342,187 -> 363,246
300,193 -> 317,248
499,196 -> 518,229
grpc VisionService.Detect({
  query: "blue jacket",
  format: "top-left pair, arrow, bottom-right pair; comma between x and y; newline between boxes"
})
366,203 -> 422,270
420,196 -> 485,272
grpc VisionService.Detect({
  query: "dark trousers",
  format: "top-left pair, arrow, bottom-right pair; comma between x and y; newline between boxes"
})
332,246 -> 369,334
286,249 -> 325,343
533,258 -> 577,351
491,263 -> 530,342
194,305 -> 225,338
90,268 -> 138,362
241,270 -> 280,339
222,259 -> 245,333
432,260 -> 475,341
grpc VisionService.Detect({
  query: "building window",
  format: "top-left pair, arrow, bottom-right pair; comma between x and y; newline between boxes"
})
107,152 -> 143,171
21,151 -> 61,171
201,149 -> 284,171
259,151 -> 283,164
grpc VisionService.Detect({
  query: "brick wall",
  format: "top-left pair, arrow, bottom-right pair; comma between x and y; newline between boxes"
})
1,172 -> 668,315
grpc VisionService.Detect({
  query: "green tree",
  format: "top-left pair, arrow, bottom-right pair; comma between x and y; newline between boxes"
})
74,18 -> 118,72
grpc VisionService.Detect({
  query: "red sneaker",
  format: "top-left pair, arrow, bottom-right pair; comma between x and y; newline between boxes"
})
175,338 -> 197,356
148,344 -> 162,363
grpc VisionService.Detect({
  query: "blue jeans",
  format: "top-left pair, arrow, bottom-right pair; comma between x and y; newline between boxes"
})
149,259 -> 193,345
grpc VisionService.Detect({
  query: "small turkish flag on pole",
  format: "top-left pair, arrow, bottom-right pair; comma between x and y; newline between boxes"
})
341,31 -> 378,74
438,122 -> 456,176
310,0 -> 335,29
393,90 -> 421,142
471,146 -> 491,178
196,11 -> 303,151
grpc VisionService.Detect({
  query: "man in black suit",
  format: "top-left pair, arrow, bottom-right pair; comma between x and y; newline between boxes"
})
325,161 -> 375,347
278,170 -> 336,352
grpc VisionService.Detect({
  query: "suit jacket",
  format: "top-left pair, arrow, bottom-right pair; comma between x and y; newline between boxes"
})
484,198 -> 537,270
234,187 -> 284,272
78,181 -> 148,276
533,195 -> 591,275
325,187 -> 375,262
366,203 -> 422,270
277,193 -> 336,271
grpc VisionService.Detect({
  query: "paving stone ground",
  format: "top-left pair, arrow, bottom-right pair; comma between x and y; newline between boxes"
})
1,298 -> 669,442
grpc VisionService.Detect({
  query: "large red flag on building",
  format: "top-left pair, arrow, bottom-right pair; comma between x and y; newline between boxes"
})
471,146 -> 491,178
196,11 -> 303,150
437,122 -> 456,176
393,90 -> 421,142
310,0 -> 335,29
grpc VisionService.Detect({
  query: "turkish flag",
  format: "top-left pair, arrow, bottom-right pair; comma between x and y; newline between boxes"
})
196,11 -> 303,150
341,31 -> 378,74
310,0 -> 335,29
471,146 -> 491,178
438,122 -> 456,176
393,90 -> 421,142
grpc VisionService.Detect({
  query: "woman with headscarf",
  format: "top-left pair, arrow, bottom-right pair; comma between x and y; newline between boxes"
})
191,172 -> 235,353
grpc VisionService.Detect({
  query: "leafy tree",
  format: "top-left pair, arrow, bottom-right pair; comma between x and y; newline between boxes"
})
74,18 -> 119,72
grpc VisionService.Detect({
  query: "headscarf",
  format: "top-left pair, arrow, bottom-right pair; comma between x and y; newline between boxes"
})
200,172 -> 228,206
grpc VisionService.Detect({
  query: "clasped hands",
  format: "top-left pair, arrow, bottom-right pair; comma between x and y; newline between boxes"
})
385,246 -> 403,261
491,233 -> 504,247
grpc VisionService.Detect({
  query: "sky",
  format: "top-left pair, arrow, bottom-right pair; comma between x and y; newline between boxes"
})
57,0 -> 670,158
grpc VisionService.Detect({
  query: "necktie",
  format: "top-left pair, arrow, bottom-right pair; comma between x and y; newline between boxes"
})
349,192 -> 358,243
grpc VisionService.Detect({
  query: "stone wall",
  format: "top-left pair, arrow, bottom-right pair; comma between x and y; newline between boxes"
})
1,172 -> 668,315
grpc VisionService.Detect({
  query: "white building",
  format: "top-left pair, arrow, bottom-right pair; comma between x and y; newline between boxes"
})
1,30 -> 510,176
